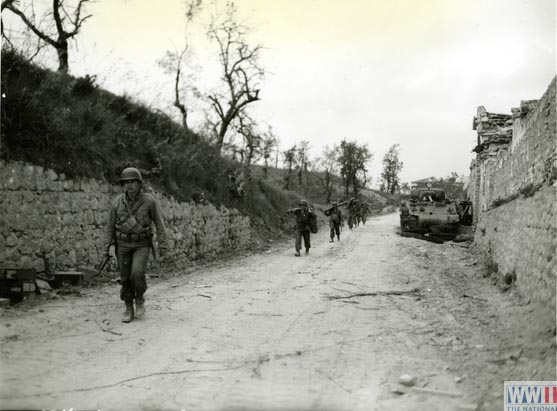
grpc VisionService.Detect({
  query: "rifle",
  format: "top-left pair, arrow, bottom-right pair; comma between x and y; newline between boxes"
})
323,200 -> 348,214
78,254 -> 112,287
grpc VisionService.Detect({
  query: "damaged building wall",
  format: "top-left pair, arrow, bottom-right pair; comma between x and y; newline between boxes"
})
469,77 -> 556,307
0,161 -> 252,273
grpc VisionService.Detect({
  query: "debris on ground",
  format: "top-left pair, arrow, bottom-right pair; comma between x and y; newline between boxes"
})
95,319 -> 122,336
411,386 -> 461,398
327,288 -> 421,300
398,373 -> 416,387
197,293 -> 214,299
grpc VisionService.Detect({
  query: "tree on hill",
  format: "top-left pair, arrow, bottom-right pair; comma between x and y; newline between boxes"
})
234,113 -> 262,180
157,0 -> 203,132
261,126 -> 277,179
320,144 -> 339,203
296,140 -> 310,186
338,139 -> 372,197
380,144 -> 403,194
282,145 -> 297,190
207,1 -> 263,154
4,0 -> 92,73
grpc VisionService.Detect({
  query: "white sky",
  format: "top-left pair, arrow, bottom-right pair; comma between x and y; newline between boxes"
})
3,0 -> 556,187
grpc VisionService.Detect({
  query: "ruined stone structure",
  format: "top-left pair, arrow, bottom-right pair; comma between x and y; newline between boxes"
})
0,161 -> 252,273
468,77 -> 556,307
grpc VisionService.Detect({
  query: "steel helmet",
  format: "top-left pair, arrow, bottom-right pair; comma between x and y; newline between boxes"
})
299,199 -> 308,206
332,201 -> 338,206
119,167 -> 143,183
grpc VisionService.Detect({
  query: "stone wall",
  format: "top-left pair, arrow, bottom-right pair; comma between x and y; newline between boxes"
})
474,185 -> 556,305
0,161 -> 252,273
483,80 -> 556,206
468,77 -> 556,307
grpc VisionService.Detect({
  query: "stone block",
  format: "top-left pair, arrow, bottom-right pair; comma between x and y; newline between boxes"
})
46,169 -> 58,181
17,256 -> 33,269
33,258 -> 46,273
6,233 -> 18,247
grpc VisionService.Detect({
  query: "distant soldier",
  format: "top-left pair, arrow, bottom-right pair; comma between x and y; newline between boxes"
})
288,199 -> 316,256
360,202 -> 369,225
399,201 -> 411,231
347,198 -> 359,229
102,167 -> 168,323
324,201 -> 343,242
400,201 -> 410,217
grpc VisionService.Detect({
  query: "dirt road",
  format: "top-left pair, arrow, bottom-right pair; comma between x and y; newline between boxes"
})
1,213 -> 554,411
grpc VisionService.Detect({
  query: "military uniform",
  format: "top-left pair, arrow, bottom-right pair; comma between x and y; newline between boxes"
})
325,203 -> 342,242
103,168 -> 168,322
289,200 -> 316,256
347,198 -> 359,229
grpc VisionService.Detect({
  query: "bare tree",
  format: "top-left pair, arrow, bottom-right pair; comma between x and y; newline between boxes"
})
207,1 -> 263,153
157,0 -> 203,132
233,113 -> 261,180
158,48 -> 199,131
5,0 -> 92,73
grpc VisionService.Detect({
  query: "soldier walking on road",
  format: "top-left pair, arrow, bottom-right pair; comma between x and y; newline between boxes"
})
325,201 -> 343,242
288,199 -> 316,257
102,167 -> 168,323
348,198 -> 359,229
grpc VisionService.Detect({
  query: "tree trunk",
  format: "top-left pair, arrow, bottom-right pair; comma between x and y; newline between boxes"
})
263,159 -> 268,179
56,42 -> 69,73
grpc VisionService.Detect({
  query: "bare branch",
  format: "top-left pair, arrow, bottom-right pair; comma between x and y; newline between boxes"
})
52,0 -> 64,38
1,0 -> 17,11
206,4 -> 265,153
68,0 -> 90,36
208,95 -> 225,119
5,4 -> 57,47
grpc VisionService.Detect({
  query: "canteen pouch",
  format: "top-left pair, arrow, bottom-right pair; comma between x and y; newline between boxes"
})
117,216 -> 141,234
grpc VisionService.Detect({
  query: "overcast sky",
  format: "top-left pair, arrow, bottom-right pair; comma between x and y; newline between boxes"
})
4,0 -> 556,187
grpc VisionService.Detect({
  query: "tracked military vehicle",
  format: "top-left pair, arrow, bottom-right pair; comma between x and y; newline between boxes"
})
400,188 -> 460,241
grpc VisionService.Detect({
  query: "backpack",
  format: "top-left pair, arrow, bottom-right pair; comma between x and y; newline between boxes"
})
309,213 -> 318,234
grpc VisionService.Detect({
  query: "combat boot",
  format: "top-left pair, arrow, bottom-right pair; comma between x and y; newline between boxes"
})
329,239 -> 334,243
305,248 -> 309,255
135,298 -> 145,319
122,301 -> 134,323
294,250 -> 301,257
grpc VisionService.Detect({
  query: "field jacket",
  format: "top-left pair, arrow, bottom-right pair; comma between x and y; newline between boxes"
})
103,191 -> 168,254
293,208 -> 315,231
327,208 -> 342,225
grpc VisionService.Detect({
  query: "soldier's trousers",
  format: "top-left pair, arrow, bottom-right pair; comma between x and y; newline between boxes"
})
116,242 -> 150,302
330,221 -> 340,239
295,228 -> 311,251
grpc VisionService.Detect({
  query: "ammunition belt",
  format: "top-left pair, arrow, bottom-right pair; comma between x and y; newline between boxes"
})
115,231 -> 152,242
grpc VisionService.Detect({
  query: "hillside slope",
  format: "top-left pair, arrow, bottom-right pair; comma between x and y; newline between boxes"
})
0,50 -> 293,236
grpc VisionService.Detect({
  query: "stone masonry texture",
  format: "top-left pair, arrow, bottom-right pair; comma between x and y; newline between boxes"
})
469,77 -> 556,308
0,161 -> 252,273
